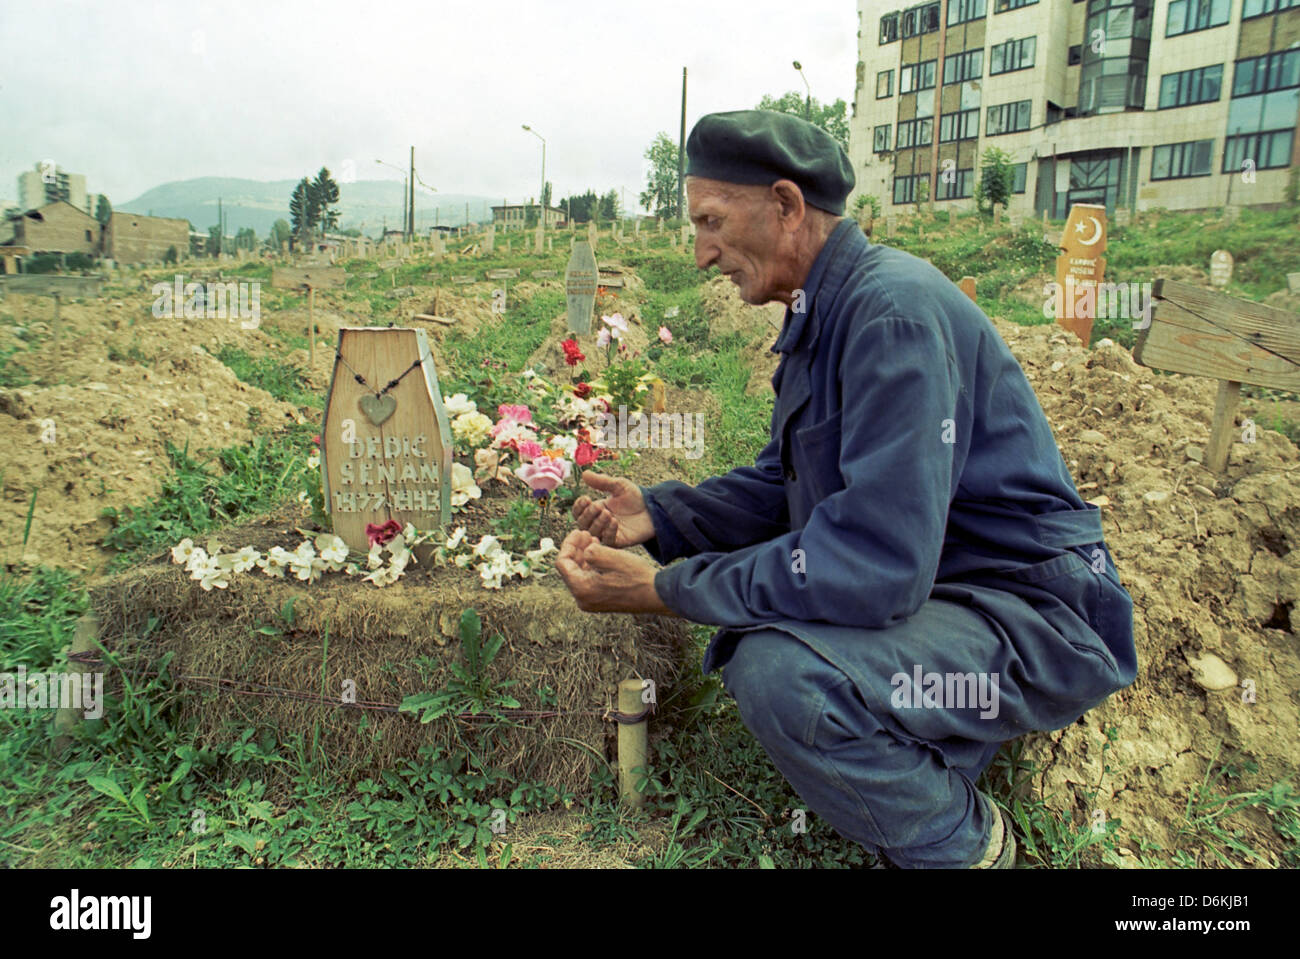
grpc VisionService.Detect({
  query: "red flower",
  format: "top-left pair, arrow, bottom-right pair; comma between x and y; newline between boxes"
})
573,382 -> 592,398
561,339 -> 585,367
312,435 -> 322,446
575,442 -> 599,467
365,519 -> 403,547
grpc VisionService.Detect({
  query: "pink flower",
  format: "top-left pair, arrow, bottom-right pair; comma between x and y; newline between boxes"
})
575,442 -> 600,467
365,519 -> 403,547
516,457 -> 571,494
516,439 -> 543,462
497,404 -> 532,424
601,313 -> 627,338
596,328 -> 611,348
658,326 -> 672,344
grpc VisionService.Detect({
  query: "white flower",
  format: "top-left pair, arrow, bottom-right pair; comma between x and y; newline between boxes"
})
198,558 -> 229,591
451,462 -> 482,507
367,544 -> 384,570
526,538 -> 558,566
403,522 -> 417,541
307,450 -> 321,470
258,546 -> 292,578
548,434 -> 578,459
472,535 -> 501,558
445,526 -> 467,550
452,411 -> 494,448
171,538 -> 196,565
317,534 -> 349,566
229,546 -> 260,573
443,393 -> 478,417
522,368 -> 538,380
185,547 -> 209,575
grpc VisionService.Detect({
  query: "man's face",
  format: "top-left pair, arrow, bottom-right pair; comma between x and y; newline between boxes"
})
688,177 -> 793,306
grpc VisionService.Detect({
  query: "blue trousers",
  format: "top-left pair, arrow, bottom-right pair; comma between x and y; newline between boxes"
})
716,572 -> 1134,868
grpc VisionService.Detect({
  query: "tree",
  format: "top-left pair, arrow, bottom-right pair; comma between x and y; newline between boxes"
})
755,92 -> 850,152
235,226 -> 257,250
599,189 -> 619,222
207,225 -> 222,256
95,194 -> 112,226
541,181 -> 552,210
290,178 -> 313,241
311,167 -> 341,234
975,147 -> 1014,213
269,218 -> 292,250
560,190 -> 598,223
640,132 -> 681,219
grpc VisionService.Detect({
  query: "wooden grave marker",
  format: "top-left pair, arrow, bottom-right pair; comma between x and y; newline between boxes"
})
958,276 -> 976,302
1210,250 -> 1234,288
565,240 -> 598,335
272,265 -> 348,369
452,275 -> 475,285
1134,279 -> 1300,472
0,273 -> 106,366
485,268 -> 519,280
1054,203 -> 1108,346
321,327 -> 453,549
531,269 -> 557,279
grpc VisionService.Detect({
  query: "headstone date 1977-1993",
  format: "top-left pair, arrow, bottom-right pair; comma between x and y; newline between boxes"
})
565,240 -> 598,335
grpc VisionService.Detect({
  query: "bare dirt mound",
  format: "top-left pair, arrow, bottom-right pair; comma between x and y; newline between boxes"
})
0,288 -> 303,574
996,317 -> 1298,866
699,276 -> 784,394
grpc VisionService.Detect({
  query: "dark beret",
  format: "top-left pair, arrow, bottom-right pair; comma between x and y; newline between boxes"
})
685,110 -> 855,215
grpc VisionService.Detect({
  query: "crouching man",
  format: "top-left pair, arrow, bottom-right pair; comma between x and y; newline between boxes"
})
555,110 -> 1137,869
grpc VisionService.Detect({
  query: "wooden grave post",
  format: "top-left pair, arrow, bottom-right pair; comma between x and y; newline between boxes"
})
272,265 -> 348,369
958,276 -> 976,303
0,274 -> 105,371
1054,203 -> 1108,347
565,240 -> 598,335
321,327 -> 453,549
1134,279 -> 1300,473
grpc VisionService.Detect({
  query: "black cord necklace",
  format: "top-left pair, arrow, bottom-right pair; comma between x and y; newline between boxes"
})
335,350 -> 427,425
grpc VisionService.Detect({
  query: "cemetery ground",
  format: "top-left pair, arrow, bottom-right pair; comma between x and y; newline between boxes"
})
1,207 -> 1298,869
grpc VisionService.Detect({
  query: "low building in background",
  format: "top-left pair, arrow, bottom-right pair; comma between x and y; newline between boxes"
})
0,200 -> 101,255
104,211 -> 190,264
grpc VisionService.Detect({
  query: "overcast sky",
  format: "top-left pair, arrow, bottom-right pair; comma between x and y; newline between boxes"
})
0,0 -> 858,213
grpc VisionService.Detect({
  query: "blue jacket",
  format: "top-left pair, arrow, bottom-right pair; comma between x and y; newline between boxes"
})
641,219 -> 1137,713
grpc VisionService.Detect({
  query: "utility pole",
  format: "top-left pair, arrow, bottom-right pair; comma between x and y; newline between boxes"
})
677,67 -> 687,223
217,196 -> 223,255
408,146 -> 415,240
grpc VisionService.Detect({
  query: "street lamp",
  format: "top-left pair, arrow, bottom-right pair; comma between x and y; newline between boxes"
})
793,60 -> 811,120
522,124 -> 546,234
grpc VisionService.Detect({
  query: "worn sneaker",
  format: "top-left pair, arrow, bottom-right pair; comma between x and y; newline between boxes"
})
972,793 -> 1016,869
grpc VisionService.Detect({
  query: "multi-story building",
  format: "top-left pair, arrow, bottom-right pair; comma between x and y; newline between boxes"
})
17,163 -> 91,215
848,0 -> 1300,216
490,202 -> 567,229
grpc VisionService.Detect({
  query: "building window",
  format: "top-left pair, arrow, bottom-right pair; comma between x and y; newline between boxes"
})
874,124 -> 892,152
990,36 -> 1036,75
896,118 -> 935,149
939,108 -> 981,141
944,49 -> 984,85
880,12 -> 899,43
921,3 -> 941,32
937,169 -> 974,199
1151,139 -> 1214,178
948,0 -> 987,25
893,174 -> 925,204
900,60 -> 937,93
1232,50 -> 1300,98
877,70 -> 894,98
1012,162 -> 1028,193
1166,0 -> 1230,36
1223,130 -> 1293,172
994,0 -> 1038,10
1158,64 -> 1223,107
1243,0 -> 1298,15
85,229 -> 92,241
1069,45 -> 1082,65
986,99 -> 1033,134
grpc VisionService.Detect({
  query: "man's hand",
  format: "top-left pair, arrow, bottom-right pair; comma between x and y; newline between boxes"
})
571,471 -> 656,548
555,530 -> 677,616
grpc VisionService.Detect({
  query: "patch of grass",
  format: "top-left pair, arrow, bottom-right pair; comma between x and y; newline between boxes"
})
100,429 -> 314,561
216,345 -> 319,409
0,343 -> 32,387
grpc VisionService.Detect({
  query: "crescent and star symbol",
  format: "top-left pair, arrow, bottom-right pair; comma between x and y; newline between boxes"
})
1074,216 -> 1103,246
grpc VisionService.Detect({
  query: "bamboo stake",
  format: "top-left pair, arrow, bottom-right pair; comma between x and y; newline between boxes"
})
618,678 -> 649,808
53,612 -> 99,756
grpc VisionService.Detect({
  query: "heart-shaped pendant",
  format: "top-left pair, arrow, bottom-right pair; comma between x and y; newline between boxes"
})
359,393 -> 397,426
